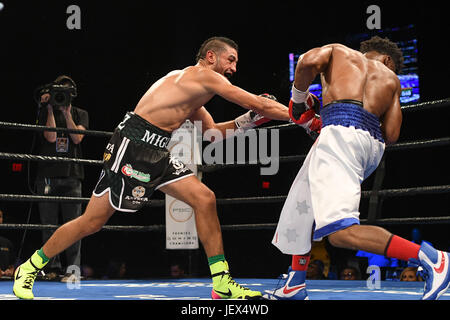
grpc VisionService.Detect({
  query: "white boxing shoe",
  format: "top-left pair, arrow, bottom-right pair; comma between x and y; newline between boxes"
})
412,242 -> 450,300
263,269 -> 309,300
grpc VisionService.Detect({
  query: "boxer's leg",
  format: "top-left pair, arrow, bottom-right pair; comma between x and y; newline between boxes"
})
159,175 -> 262,299
266,148 -> 315,300
42,193 -> 115,258
158,175 -> 223,258
13,193 -> 115,299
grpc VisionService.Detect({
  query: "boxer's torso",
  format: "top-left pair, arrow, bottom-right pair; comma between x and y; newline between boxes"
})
320,44 -> 399,119
133,66 -> 216,132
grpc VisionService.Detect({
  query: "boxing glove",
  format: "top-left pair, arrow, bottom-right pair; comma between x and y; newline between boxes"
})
234,93 -> 278,131
289,86 -> 322,139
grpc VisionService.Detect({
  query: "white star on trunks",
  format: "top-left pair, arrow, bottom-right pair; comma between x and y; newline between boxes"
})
284,228 -> 299,243
296,200 -> 310,215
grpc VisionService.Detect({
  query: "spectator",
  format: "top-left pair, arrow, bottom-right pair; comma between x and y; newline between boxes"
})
35,75 -> 89,281
310,239 -> 331,278
81,264 -> 95,280
170,263 -> 186,278
306,259 -> 326,279
103,260 -> 127,279
340,266 -> 361,280
400,267 -> 423,282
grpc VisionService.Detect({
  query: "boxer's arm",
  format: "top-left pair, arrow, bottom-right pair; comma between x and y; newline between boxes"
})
201,69 -> 290,121
293,45 -> 333,92
381,80 -> 402,145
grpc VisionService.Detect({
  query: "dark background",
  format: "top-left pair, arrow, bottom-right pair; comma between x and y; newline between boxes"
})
0,1 -> 448,279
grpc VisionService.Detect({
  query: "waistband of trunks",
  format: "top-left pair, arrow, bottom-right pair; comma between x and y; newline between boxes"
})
321,100 -> 384,143
118,112 -> 172,150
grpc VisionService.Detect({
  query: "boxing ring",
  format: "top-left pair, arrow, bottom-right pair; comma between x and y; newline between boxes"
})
0,98 -> 449,301
1,279 -> 448,300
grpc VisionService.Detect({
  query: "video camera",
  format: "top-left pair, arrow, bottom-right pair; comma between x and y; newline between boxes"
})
35,82 -> 77,108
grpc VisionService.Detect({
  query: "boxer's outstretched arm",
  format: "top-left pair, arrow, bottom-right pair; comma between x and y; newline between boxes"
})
294,45 -> 333,92
200,69 -> 290,121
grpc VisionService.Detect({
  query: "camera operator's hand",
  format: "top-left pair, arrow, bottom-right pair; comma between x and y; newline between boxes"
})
59,104 -> 72,117
59,104 -> 86,145
40,93 -> 50,104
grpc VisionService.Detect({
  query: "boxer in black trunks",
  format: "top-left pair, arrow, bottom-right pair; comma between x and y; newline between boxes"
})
13,36 -> 291,300
92,111 -> 194,212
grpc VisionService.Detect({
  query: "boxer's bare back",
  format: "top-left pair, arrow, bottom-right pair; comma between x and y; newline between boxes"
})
294,43 -> 402,144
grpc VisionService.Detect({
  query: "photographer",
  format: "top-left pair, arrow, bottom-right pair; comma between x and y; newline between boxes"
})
35,75 -> 88,281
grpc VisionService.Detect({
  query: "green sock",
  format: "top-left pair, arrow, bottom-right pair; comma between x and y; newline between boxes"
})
30,248 -> 49,269
37,248 -> 50,263
208,254 -> 225,266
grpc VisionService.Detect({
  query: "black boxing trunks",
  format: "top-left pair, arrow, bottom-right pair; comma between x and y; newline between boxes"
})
93,112 -> 194,212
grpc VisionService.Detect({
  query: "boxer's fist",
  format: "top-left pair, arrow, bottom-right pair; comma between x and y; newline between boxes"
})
234,93 -> 278,131
289,93 -> 320,124
235,110 -> 270,131
290,108 -> 322,140
288,89 -> 322,140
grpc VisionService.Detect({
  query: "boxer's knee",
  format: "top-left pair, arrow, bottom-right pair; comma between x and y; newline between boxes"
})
191,185 -> 216,211
79,211 -> 108,236
85,220 -> 104,235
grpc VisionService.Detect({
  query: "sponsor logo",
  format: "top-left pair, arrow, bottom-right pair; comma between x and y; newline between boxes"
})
213,288 -> 232,297
169,155 -> 189,176
282,272 -> 306,295
121,164 -> 151,182
103,152 -> 112,162
15,268 -> 22,280
132,186 -> 146,198
282,283 -> 306,295
125,186 -> 149,204
106,143 -> 114,153
168,199 -> 194,223
434,252 -> 446,274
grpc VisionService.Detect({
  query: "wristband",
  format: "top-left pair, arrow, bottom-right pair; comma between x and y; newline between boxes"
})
291,85 -> 309,103
234,112 -> 253,130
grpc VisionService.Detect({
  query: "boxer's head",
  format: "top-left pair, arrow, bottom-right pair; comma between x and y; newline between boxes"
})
360,36 -> 404,74
196,36 -> 238,79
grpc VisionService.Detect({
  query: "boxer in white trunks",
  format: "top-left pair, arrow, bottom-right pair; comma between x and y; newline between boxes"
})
267,36 -> 450,300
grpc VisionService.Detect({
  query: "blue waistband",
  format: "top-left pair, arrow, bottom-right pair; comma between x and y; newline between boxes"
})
321,102 -> 384,143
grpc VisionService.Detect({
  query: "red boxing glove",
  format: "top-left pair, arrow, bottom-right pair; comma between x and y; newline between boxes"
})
289,93 -> 320,124
297,109 -> 322,140
289,93 -> 322,140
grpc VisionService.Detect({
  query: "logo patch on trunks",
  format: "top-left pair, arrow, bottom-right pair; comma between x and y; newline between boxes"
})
125,186 -> 149,204
121,164 -> 151,182
132,186 -> 146,198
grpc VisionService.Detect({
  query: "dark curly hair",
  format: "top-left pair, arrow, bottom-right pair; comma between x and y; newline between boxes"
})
196,36 -> 238,62
360,36 -> 404,74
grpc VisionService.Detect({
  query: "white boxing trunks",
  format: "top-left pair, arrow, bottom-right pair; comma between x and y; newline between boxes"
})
272,100 -> 385,255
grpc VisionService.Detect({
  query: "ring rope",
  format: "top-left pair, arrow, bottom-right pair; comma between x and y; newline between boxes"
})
1,137 -> 448,171
0,152 -> 103,166
0,193 -> 165,207
0,121 -> 112,137
1,185 -> 449,205
1,99 -> 448,233
2,215 -> 450,233
0,99 -> 448,136
0,223 -> 165,232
